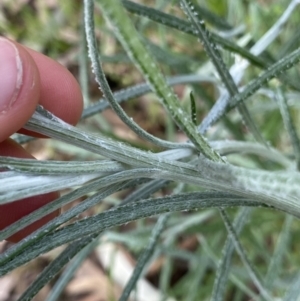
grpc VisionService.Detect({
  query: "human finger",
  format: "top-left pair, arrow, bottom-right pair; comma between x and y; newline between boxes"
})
0,37 -> 40,142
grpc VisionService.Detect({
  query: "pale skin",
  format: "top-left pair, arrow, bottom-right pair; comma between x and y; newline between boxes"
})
0,37 -> 83,242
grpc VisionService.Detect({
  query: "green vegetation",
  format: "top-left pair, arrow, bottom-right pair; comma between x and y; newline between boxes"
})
1,0 -> 300,300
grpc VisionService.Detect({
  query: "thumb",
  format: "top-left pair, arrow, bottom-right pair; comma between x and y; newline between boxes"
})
0,37 -> 40,142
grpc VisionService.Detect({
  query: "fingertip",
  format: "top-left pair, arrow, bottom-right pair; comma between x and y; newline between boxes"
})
0,37 -> 40,143
18,47 -> 83,138
25,48 -> 83,125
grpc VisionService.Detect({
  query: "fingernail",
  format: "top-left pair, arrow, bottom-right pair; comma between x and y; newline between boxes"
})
0,38 -> 23,113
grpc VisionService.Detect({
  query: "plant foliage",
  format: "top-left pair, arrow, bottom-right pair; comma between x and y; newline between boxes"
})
1,0 -> 300,300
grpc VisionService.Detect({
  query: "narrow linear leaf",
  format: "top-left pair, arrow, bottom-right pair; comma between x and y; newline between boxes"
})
120,0 -> 265,68
119,214 -> 169,301
191,2 -> 232,30
0,157 -> 125,174
15,73 -> 220,146
180,0 -> 266,145
283,273 -> 300,301
18,233 -> 100,301
22,110 -> 300,218
82,74 -> 218,119
45,235 -> 101,301
96,0 -> 221,161
265,215 -> 293,289
277,88 -> 300,170
0,181 -> 129,265
0,178 -> 131,242
84,0 -> 191,150
0,173 -> 102,204
229,48 -> 300,110
211,208 -> 252,301
202,47 -> 300,131
0,192 -> 258,276
219,209 -> 273,301
123,178 -> 169,204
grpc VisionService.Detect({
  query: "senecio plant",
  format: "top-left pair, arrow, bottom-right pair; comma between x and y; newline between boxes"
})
1,0 -> 300,300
